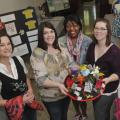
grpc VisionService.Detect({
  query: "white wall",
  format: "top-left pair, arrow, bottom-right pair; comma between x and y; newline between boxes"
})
0,0 -> 35,14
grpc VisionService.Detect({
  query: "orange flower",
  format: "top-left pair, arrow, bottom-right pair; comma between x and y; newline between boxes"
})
77,75 -> 85,85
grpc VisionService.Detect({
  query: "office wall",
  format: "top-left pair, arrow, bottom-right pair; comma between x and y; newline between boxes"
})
0,0 -> 35,14
109,0 -> 114,4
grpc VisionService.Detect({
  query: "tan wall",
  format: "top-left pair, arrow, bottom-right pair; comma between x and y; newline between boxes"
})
0,0 -> 35,14
109,0 -> 114,4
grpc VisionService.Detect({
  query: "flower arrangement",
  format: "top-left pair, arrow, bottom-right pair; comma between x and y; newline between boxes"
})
65,64 -> 104,101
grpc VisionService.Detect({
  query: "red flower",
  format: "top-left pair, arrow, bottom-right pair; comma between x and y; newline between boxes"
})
77,82 -> 83,87
66,77 -> 74,88
95,79 -> 103,89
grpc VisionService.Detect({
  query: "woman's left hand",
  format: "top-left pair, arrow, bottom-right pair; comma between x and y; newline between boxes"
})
23,92 -> 34,104
58,83 -> 68,95
102,77 -> 110,85
24,89 -> 34,104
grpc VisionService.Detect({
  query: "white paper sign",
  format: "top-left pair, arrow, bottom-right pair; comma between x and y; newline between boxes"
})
5,22 -> 17,36
0,14 -> 16,23
26,29 -> 38,37
28,35 -> 38,42
11,35 -> 22,46
84,81 -> 93,93
12,44 -> 29,56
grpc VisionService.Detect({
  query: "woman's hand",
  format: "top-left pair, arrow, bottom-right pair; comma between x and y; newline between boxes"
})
0,99 -> 7,107
23,90 -> 34,104
43,79 -> 69,95
102,77 -> 110,85
100,77 -> 110,94
57,83 -> 68,95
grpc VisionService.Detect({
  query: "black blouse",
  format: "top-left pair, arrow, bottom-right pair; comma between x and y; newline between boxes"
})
86,43 -> 120,93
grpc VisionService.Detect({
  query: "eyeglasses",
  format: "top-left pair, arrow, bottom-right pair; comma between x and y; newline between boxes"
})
94,27 -> 108,31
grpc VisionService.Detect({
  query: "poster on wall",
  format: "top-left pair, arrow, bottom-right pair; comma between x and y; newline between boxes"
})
5,22 -> 17,36
0,7 -> 38,56
47,0 -> 70,13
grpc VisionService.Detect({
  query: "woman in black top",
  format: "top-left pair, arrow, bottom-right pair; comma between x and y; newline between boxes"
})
0,33 -> 37,120
86,18 -> 120,120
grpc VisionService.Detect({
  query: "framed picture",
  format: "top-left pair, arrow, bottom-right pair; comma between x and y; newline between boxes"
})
47,0 -> 70,13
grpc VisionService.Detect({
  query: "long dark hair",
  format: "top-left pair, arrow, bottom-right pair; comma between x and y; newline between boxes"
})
37,21 -> 61,51
93,18 -> 111,46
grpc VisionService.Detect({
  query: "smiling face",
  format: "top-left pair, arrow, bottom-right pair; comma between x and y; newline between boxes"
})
94,21 -> 108,42
0,36 -> 12,58
66,21 -> 80,39
43,27 -> 55,47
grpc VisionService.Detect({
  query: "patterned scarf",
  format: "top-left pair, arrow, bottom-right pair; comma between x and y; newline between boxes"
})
5,95 -> 43,120
67,32 -> 83,63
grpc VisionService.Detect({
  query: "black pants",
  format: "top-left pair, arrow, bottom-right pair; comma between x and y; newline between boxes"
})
43,97 -> 70,120
72,100 -> 87,116
93,93 -> 117,120
22,105 -> 37,120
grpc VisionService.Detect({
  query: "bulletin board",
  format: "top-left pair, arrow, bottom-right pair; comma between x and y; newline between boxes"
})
0,7 -> 38,56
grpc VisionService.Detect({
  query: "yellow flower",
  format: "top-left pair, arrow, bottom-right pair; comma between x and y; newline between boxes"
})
86,95 -> 93,98
80,64 -> 88,70
99,72 -> 104,77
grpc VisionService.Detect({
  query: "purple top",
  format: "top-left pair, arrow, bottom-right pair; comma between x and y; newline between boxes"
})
86,43 -> 120,93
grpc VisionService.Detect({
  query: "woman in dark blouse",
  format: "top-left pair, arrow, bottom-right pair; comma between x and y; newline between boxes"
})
86,18 -> 120,120
0,33 -> 37,120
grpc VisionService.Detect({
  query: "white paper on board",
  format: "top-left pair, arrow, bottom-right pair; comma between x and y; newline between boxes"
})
0,14 -> 16,23
26,29 -> 38,37
11,35 -> 22,46
5,22 -> 17,36
28,35 -> 38,42
12,44 -> 29,56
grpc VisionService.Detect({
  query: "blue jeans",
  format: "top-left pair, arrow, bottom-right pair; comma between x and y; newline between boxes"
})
93,93 -> 117,120
22,105 -> 37,120
43,97 -> 70,120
